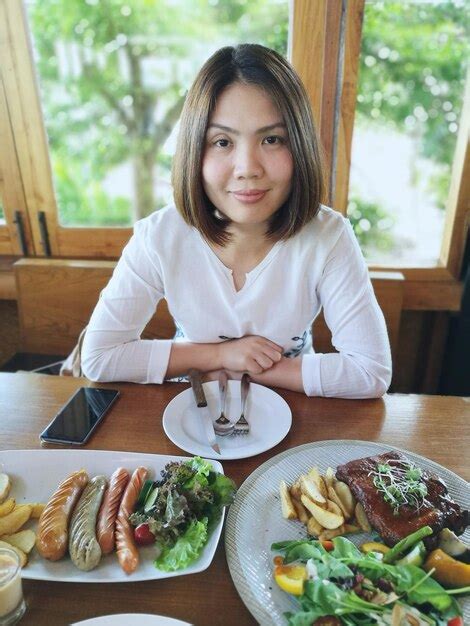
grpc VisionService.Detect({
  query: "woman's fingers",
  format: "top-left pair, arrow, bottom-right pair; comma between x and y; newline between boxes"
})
262,346 -> 283,362
257,337 -> 283,353
254,353 -> 274,370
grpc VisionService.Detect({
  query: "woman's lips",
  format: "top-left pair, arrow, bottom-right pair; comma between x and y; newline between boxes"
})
231,190 -> 267,204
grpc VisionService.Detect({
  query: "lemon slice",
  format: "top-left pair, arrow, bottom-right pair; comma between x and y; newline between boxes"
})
274,564 -> 307,596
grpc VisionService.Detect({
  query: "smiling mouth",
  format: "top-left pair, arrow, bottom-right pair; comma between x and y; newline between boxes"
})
231,190 -> 268,203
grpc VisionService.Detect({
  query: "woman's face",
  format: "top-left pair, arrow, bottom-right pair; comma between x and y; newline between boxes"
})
202,82 -> 294,234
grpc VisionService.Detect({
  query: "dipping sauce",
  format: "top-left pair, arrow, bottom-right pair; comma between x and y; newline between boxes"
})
0,549 -> 23,620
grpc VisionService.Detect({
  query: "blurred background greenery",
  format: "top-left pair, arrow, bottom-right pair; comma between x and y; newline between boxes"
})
4,0 -> 466,263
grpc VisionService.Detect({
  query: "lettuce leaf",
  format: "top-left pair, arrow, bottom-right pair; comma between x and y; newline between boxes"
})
154,518 -> 208,572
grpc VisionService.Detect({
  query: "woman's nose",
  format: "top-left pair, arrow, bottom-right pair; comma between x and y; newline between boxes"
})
233,145 -> 264,179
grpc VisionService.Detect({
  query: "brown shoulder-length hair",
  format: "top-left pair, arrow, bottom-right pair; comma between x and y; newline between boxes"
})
172,44 -> 325,245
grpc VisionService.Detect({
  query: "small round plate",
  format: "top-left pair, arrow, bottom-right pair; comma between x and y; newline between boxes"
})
162,380 -> 292,460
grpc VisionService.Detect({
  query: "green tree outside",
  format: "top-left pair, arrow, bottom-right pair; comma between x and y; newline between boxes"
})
27,0 -> 289,226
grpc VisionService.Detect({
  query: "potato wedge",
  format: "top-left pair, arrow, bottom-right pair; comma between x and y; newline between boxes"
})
0,498 -> 16,517
300,475 -> 326,505
301,495 -> 344,529
319,526 -> 345,541
0,505 -> 32,536
306,515 -> 323,537
1,529 -> 36,554
29,503 -> 46,519
355,502 -> 372,532
280,481 -> 297,520
327,487 -> 348,518
333,481 -> 356,518
289,480 -> 302,500
307,467 -> 328,499
0,540 -> 27,567
326,499 -> 344,517
343,523 -> 361,534
291,497 -> 309,525
324,467 -> 336,488
0,473 -> 11,504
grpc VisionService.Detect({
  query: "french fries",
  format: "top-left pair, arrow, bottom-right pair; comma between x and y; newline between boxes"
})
0,473 -> 45,567
0,473 -> 11,504
2,530 -> 36,555
279,465 -> 371,541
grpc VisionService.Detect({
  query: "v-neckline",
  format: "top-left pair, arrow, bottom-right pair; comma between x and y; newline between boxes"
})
196,230 -> 283,294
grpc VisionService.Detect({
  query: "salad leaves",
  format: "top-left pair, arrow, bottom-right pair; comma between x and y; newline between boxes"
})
131,457 -> 236,571
272,535 -> 465,625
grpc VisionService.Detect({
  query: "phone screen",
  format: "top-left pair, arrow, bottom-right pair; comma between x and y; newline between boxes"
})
40,387 -> 120,445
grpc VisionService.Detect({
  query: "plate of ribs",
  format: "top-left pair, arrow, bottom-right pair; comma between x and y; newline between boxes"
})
225,440 -> 469,626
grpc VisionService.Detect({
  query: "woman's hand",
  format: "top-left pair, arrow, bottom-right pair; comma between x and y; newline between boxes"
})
217,336 -> 283,375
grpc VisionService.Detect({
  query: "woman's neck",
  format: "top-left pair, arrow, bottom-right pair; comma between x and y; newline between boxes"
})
207,227 -> 279,293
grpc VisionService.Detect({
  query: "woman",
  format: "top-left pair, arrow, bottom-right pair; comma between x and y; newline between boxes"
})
81,44 -> 391,398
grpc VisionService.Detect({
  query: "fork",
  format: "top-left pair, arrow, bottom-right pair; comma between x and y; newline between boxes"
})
214,371 -> 234,436
233,373 -> 250,435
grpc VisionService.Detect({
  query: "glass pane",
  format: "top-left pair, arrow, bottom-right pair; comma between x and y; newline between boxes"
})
348,0 -> 469,265
26,0 -> 289,228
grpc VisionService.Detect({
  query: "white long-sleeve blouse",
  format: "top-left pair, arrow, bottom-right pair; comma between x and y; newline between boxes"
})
81,203 -> 392,398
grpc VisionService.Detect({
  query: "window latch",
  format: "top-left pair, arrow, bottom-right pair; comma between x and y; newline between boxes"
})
13,210 -> 28,256
38,211 -> 51,256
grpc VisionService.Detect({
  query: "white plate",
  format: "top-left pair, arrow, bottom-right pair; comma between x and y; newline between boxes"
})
72,615 -> 191,626
0,449 -> 225,583
163,380 -> 292,460
225,440 -> 470,626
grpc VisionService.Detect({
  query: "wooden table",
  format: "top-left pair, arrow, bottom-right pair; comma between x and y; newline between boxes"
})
1,372 -> 469,625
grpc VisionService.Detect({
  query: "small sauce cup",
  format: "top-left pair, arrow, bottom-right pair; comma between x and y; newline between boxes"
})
0,547 -> 26,625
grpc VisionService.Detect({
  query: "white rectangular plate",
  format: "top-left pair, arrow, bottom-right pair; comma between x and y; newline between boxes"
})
0,449 -> 225,583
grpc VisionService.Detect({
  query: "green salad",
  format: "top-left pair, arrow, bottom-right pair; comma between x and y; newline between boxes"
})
130,456 -> 236,571
272,531 -> 469,626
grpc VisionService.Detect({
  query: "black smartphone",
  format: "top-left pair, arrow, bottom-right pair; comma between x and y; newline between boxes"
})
39,387 -> 120,445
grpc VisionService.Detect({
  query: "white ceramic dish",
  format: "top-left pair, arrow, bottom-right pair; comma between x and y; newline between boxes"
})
225,440 -> 470,626
0,449 -> 225,583
163,380 -> 292,460
72,615 -> 191,626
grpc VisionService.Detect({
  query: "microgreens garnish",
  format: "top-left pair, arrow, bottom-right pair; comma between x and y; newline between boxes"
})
369,460 -> 428,515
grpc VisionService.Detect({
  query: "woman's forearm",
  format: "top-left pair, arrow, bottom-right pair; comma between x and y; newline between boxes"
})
165,342 -> 223,378
248,356 -> 304,393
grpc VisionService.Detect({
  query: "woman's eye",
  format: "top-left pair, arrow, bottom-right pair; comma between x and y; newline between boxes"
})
213,138 -> 231,148
263,135 -> 285,145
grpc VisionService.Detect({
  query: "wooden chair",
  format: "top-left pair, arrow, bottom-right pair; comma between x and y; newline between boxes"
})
14,259 -> 403,361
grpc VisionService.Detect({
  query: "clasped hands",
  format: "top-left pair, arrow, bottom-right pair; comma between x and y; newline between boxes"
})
204,335 -> 284,382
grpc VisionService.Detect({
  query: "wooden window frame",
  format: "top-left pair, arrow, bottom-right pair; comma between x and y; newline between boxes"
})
291,0 -> 468,311
0,0 -> 467,311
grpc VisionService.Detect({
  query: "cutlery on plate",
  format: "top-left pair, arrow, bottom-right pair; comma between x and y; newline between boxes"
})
234,373 -> 250,435
187,369 -> 221,455
214,371 -> 235,436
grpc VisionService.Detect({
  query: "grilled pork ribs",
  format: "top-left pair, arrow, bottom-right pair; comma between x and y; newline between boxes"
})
336,451 -> 469,547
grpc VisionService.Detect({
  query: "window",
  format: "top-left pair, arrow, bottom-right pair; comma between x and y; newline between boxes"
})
347,0 -> 468,266
0,0 -> 288,257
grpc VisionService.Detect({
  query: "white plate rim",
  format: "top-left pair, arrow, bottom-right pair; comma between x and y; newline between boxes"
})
162,381 -> 292,460
225,439 -> 470,626
71,614 -> 192,626
0,449 -> 225,583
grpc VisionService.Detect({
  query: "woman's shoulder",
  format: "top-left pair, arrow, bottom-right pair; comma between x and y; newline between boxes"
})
300,204 -> 349,242
134,203 -> 189,237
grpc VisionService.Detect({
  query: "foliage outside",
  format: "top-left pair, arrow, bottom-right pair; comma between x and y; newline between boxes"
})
28,0 -> 288,226
26,0 -> 468,259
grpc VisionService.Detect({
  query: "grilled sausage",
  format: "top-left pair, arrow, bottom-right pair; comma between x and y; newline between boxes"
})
96,467 -> 130,554
69,475 -> 107,571
115,466 -> 148,574
36,469 -> 89,561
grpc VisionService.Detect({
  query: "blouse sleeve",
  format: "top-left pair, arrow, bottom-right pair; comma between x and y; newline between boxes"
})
301,221 -> 392,399
81,221 -> 173,383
